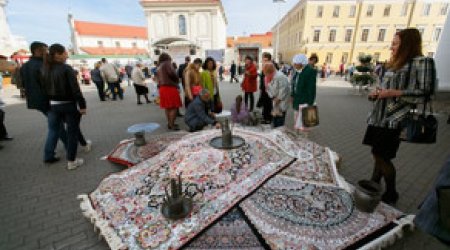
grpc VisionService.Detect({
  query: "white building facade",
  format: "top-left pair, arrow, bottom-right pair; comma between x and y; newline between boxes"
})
435,10 -> 450,92
0,0 -> 27,56
140,0 -> 227,64
68,15 -> 150,67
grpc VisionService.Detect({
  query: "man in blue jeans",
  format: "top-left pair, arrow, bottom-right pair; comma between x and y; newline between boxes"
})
21,41 -> 67,163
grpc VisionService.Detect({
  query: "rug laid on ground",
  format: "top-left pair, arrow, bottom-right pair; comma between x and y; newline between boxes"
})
79,129 -> 294,250
183,208 -> 265,250
239,175 -> 413,250
105,132 -> 188,167
81,127 -> 414,250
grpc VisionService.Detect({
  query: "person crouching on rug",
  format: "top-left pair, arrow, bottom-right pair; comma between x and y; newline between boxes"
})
363,28 -> 436,205
185,89 -> 220,132
132,62 -> 151,105
231,95 -> 249,124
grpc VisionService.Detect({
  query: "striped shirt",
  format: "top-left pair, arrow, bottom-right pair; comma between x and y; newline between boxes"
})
367,56 -> 436,129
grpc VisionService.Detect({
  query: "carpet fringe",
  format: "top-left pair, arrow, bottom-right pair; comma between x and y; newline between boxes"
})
327,148 -> 344,188
78,194 -> 127,250
359,214 -> 415,250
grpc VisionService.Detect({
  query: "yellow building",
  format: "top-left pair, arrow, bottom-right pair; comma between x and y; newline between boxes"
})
273,0 -> 449,71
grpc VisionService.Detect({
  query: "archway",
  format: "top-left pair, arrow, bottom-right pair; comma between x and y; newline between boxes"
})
152,37 -> 200,65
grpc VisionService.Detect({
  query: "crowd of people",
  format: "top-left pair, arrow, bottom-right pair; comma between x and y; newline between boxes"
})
0,28 -> 443,208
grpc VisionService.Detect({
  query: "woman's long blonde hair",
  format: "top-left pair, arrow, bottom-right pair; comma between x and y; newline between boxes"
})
185,62 -> 201,85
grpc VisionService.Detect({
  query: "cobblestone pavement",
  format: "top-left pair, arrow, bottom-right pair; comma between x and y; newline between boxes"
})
0,79 -> 449,250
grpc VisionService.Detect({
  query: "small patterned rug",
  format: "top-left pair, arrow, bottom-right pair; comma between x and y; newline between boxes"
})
105,132 -> 188,167
183,208 -> 264,250
240,176 -> 407,250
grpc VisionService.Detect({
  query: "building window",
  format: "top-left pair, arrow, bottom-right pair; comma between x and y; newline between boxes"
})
428,52 -> 435,58
377,29 -> 386,42
374,52 -> 381,62
326,53 -> 333,64
384,5 -> 391,17
423,3 -> 431,16
115,41 -> 121,47
333,6 -> 340,17
178,15 -> 187,35
349,5 -> 356,17
361,29 -> 369,42
329,29 -> 336,42
97,41 -> 103,47
342,52 -> 349,63
441,3 -> 449,15
345,29 -> 353,42
401,3 -> 408,16
367,5 -> 374,17
317,6 -> 323,18
132,42 -> 137,48
434,27 -> 442,41
301,8 -> 304,20
313,30 -> 321,42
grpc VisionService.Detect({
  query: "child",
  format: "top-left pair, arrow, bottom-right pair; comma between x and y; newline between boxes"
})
230,95 -> 249,124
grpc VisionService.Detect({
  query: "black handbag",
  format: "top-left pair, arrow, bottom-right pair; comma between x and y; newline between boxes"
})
400,102 -> 437,144
302,105 -> 319,127
400,58 -> 438,144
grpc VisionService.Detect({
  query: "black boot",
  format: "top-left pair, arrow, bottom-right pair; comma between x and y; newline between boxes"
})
144,95 -> 152,104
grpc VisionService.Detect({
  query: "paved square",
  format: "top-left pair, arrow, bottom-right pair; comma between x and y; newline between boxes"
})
0,79 -> 449,250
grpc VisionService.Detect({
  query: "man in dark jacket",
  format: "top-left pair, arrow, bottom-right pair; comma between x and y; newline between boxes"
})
20,41 -> 67,163
184,89 -> 219,132
178,56 -> 190,88
230,61 -> 238,83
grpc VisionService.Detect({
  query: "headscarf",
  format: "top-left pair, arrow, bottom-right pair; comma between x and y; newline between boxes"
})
292,54 -> 308,66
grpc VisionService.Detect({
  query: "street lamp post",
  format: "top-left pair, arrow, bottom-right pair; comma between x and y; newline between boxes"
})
274,0 -> 286,63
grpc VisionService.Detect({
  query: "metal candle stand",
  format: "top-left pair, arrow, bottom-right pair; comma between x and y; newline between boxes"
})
161,173 -> 193,220
134,132 -> 146,146
209,118 -> 245,150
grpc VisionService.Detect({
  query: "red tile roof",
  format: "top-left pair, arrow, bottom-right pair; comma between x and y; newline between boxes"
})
227,32 -> 273,48
80,47 -> 148,56
74,20 -> 147,39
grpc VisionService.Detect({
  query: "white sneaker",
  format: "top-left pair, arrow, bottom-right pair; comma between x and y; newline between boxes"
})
67,158 -> 84,170
82,140 -> 92,153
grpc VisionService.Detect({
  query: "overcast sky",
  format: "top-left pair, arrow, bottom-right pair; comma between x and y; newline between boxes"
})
5,0 -> 298,46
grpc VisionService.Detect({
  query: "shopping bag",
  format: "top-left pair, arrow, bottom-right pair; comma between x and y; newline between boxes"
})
302,105 -> 319,127
294,104 -> 308,130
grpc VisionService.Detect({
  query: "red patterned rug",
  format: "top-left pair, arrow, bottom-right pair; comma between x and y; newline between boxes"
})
105,132 -> 188,167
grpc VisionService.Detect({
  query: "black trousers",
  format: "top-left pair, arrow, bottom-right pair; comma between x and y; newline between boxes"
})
245,92 -> 254,112
0,109 -> 7,138
93,81 -> 105,101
